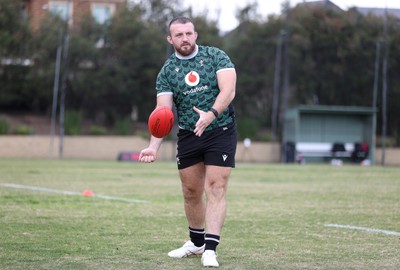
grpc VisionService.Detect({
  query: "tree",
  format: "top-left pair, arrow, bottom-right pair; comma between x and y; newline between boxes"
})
2,0 -> 400,140
0,0 -> 33,111
225,4 -> 400,140
225,12 -> 283,129
65,1 -> 178,124
289,7 -> 379,106
289,7 -> 400,136
64,0 -> 223,125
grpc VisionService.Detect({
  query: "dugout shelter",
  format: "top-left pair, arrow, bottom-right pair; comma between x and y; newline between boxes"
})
283,105 -> 377,164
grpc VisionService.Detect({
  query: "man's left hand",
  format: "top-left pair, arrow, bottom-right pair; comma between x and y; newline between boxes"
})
193,106 -> 215,137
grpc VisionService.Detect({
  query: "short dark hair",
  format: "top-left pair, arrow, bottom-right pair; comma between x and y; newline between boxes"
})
168,16 -> 194,33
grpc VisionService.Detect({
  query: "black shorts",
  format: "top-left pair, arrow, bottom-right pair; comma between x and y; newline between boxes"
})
176,122 -> 237,170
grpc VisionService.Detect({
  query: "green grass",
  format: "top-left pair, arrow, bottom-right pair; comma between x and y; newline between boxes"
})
0,159 -> 399,269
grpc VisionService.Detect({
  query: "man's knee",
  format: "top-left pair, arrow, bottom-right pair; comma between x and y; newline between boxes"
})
205,180 -> 228,201
182,186 -> 203,202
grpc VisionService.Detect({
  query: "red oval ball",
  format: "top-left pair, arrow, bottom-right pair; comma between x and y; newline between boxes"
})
148,106 -> 174,138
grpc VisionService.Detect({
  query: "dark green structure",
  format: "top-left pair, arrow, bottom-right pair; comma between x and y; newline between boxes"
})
283,105 -> 377,164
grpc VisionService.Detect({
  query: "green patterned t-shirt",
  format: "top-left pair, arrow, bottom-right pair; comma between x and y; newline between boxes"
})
156,45 -> 235,132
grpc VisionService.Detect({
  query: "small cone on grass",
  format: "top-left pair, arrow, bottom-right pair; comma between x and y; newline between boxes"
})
82,190 -> 95,197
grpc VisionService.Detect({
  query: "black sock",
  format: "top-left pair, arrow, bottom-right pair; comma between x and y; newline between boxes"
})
204,233 -> 220,251
189,227 -> 205,247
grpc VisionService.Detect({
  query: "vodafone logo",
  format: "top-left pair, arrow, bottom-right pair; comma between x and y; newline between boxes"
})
185,71 -> 200,87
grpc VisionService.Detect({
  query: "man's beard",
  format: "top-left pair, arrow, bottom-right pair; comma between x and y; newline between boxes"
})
175,43 -> 196,56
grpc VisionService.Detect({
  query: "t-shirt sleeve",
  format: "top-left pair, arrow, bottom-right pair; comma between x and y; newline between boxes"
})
212,47 -> 235,72
155,67 -> 173,96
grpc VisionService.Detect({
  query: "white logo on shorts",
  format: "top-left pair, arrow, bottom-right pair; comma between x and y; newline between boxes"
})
222,154 -> 228,162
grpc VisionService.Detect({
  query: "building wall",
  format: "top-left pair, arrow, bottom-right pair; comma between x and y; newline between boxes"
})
25,0 -> 125,31
26,0 -> 49,31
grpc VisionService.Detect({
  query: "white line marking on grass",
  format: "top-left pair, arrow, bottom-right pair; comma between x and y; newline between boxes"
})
95,194 -> 149,203
324,223 -> 400,236
0,183 -> 149,204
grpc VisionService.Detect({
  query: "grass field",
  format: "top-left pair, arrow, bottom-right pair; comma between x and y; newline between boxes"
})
0,159 -> 399,270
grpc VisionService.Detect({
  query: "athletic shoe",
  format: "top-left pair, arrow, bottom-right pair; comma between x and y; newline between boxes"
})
167,240 -> 205,258
201,250 -> 219,267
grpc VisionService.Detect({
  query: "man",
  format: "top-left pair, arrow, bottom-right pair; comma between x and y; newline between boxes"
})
139,16 -> 237,268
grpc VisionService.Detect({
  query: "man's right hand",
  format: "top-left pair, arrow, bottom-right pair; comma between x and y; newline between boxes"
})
139,148 -> 157,163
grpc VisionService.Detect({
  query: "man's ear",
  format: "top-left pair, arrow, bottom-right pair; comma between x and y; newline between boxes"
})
167,35 -> 173,44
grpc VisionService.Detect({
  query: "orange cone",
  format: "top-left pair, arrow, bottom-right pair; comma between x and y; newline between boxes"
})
82,190 -> 95,197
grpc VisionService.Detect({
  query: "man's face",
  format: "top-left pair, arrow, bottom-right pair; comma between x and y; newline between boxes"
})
167,22 -> 198,56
